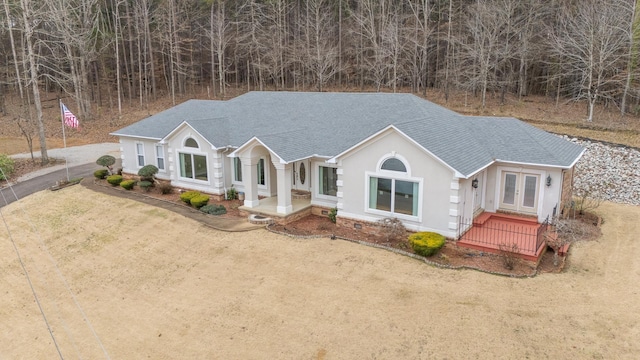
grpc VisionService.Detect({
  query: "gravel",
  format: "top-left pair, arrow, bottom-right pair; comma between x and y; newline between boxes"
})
567,136 -> 640,206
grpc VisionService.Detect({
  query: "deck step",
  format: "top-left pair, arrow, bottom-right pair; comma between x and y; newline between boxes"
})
473,212 -> 493,225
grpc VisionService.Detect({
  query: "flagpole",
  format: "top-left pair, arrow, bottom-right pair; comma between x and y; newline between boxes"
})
60,99 -> 67,148
59,99 -> 69,181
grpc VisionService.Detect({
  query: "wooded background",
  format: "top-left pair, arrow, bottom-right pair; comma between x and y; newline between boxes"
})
1,0 -> 639,161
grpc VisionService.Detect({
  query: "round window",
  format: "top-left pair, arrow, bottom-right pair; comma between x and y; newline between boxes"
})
299,162 -> 306,185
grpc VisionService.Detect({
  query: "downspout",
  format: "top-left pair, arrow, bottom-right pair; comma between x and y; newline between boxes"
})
221,146 -> 231,199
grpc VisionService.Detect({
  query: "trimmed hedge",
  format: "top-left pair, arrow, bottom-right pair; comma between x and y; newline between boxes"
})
200,204 -> 227,215
137,164 -> 159,181
408,232 -> 446,257
138,180 -> 153,191
106,174 -> 124,186
190,194 -> 210,208
0,154 -> 14,181
94,169 -> 109,179
158,182 -> 173,194
120,179 -> 136,190
180,190 -> 201,204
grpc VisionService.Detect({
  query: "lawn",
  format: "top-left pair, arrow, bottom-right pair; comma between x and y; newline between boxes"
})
0,186 -> 638,358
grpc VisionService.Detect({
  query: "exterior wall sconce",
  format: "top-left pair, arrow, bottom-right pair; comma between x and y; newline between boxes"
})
546,175 -> 552,187
472,179 -> 479,188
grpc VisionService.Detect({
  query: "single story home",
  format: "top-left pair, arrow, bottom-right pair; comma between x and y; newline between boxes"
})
112,91 -> 583,246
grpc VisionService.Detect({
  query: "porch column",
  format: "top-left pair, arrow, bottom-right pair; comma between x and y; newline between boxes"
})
272,161 -> 292,215
241,156 -> 259,207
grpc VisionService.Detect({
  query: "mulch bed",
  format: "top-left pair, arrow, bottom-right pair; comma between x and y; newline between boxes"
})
270,215 -> 551,276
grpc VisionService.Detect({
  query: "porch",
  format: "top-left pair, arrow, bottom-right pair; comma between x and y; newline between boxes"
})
457,212 -> 550,262
238,193 -> 312,224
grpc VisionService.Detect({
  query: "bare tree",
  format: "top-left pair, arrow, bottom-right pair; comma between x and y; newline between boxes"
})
549,0 -> 630,122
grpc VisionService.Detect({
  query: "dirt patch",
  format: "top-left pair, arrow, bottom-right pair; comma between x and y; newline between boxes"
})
0,157 -> 64,186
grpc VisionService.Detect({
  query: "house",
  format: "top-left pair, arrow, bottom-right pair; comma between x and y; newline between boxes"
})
112,92 -> 584,255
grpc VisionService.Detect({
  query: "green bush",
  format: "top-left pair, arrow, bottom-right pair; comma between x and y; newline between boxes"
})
226,186 -> 237,200
120,179 -> 136,190
96,155 -> 116,174
0,154 -> 14,181
158,182 -> 173,194
190,194 -> 210,208
138,164 -> 159,181
106,174 -> 124,186
200,204 -> 227,215
138,180 -> 153,191
93,169 -> 109,179
328,207 -> 338,224
408,232 -> 446,257
180,190 -> 201,204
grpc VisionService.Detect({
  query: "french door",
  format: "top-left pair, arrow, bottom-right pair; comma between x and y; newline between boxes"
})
500,172 -> 539,214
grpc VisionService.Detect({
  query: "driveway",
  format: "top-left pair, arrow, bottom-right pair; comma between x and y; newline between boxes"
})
1,143 -> 120,208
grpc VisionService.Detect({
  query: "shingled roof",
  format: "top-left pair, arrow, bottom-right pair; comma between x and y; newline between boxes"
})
112,91 -> 584,177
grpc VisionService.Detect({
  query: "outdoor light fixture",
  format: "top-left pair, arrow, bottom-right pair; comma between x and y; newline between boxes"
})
546,175 -> 552,187
472,179 -> 479,188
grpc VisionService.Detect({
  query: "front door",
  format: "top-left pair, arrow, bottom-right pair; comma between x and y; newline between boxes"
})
292,160 -> 310,192
500,171 -> 539,214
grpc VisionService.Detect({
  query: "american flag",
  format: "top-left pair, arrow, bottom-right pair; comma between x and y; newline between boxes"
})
61,102 -> 79,128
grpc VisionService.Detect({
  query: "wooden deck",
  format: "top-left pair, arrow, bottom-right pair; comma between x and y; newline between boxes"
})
458,212 -> 548,262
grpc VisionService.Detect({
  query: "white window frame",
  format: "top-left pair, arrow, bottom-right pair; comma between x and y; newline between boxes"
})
155,144 -> 165,171
315,162 -> 338,200
364,154 -> 422,222
135,142 -> 145,168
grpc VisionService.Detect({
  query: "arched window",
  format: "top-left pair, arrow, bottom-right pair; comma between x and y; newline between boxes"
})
368,154 -> 420,218
179,137 -> 207,181
381,158 -> 407,172
185,137 -> 199,148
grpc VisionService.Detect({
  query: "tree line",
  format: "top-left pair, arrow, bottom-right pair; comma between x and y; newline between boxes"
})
1,0 -> 638,163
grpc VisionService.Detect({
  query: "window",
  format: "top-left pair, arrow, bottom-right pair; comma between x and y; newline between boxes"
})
185,138 -> 199,148
257,158 -> 265,186
381,158 -> 406,172
368,155 -> 420,217
136,143 -> 145,167
233,158 -> 242,182
369,177 -> 419,216
319,166 -> 338,196
156,145 -> 165,170
179,153 -> 208,181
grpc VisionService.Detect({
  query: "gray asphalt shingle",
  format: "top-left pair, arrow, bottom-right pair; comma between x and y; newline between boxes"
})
112,92 -> 583,177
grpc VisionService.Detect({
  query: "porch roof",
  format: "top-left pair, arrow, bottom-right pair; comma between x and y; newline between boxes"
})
112,92 -> 584,177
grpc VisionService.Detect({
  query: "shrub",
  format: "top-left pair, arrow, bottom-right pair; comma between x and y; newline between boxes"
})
377,217 -> 407,242
93,169 -> 109,179
180,190 -> 201,204
200,204 -> 227,215
328,207 -> 338,224
158,182 -> 173,194
226,186 -> 237,200
498,243 -> 520,270
96,155 -> 116,174
0,154 -> 15,181
106,174 -> 123,186
120,179 -> 136,190
138,164 -> 159,182
190,194 -> 210,208
138,180 -> 153,191
408,232 -> 446,257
